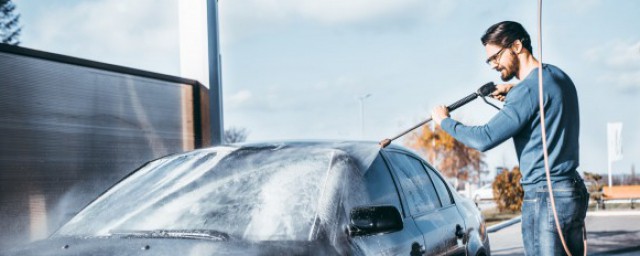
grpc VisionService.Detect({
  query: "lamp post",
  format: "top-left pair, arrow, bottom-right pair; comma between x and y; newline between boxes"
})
358,93 -> 371,139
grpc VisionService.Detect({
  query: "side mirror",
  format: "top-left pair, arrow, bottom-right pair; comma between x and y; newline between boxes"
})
347,205 -> 403,237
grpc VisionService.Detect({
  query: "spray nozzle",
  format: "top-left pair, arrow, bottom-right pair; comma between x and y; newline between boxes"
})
477,81 -> 497,97
477,82 -> 501,111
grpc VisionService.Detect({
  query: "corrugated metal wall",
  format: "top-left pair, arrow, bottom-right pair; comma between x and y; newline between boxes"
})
0,45 -> 210,248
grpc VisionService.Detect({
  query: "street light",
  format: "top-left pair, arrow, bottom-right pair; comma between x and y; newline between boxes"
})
358,93 -> 371,139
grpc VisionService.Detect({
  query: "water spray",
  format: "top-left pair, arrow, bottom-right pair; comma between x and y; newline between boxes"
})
379,81 -> 499,148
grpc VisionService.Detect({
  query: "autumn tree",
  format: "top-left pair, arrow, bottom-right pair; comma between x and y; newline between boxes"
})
0,0 -> 20,45
492,166 -> 523,212
583,171 -> 604,207
407,124 -> 485,184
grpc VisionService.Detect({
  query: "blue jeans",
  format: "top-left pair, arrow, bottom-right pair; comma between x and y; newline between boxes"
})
521,177 -> 589,256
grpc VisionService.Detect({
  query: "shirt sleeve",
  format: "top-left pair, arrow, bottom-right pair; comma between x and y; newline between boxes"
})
440,86 -> 536,152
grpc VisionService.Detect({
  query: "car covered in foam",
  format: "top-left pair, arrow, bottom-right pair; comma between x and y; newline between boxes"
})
2,141 -> 490,256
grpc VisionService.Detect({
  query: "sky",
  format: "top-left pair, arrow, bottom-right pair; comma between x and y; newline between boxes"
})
12,0 -> 640,178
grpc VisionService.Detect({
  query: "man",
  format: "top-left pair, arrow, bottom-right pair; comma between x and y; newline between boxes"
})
430,21 -> 588,255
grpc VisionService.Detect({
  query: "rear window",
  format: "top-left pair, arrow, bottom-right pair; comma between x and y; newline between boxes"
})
425,165 -> 454,206
386,152 -> 441,214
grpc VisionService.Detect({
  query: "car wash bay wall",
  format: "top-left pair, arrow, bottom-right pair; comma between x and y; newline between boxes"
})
0,44 -> 211,248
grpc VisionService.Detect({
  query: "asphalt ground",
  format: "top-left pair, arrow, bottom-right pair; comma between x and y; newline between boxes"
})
489,211 -> 640,255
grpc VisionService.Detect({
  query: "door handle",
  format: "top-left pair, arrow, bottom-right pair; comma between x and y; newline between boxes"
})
455,224 -> 465,239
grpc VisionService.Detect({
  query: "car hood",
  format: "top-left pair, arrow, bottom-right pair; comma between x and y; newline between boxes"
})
1,236 -> 339,256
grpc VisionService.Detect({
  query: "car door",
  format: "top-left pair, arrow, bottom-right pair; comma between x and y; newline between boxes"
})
423,163 -> 466,256
383,151 -> 460,256
349,154 -> 425,256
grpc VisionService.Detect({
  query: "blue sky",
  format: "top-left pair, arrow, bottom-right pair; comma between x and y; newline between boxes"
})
13,0 -> 640,178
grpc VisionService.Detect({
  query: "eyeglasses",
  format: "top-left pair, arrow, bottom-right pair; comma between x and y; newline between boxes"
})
485,48 -> 507,65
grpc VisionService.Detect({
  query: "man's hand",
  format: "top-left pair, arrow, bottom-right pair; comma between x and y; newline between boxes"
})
490,83 -> 514,102
431,105 -> 450,126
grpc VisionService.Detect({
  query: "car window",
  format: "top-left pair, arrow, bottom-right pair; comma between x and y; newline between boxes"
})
386,152 -> 441,214
364,155 -> 403,215
424,164 -> 454,206
54,147 -> 343,241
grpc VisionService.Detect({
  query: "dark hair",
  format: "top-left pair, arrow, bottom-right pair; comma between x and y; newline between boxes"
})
481,21 -> 533,54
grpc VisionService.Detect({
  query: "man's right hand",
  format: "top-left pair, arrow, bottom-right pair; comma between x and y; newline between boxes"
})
490,83 -> 514,102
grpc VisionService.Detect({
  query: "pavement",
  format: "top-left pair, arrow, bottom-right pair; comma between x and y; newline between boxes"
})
489,210 -> 640,255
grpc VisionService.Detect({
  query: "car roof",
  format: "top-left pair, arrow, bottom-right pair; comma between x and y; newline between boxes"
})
191,140 -> 410,174
232,140 -> 404,150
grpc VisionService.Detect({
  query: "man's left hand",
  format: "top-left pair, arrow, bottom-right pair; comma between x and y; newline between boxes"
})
431,105 -> 450,125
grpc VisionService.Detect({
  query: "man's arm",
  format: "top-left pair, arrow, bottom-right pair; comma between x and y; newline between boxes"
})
431,86 -> 535,152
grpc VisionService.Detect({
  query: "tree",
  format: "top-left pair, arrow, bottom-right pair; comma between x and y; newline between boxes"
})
224,127 -> 249,144
492,166 -> 523,213
406,124 -> 485,184
0,0 -> 21,45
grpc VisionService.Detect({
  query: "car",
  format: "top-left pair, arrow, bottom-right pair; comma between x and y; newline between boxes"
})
473,184 -> 494,202
2,141 -> 490,256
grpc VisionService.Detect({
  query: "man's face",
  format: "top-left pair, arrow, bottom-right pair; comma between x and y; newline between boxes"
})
485,43 -> 518,81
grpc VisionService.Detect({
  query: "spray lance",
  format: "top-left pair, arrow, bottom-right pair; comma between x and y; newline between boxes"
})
379,81 -> 500,148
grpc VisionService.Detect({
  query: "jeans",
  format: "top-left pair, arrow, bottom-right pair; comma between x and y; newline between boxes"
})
521,176 -> 589,256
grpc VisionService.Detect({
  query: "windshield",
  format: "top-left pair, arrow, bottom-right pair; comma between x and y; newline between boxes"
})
55,146 -> 345,241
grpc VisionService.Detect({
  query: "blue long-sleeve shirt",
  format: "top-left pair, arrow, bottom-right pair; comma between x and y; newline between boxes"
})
441,64 -> 580,187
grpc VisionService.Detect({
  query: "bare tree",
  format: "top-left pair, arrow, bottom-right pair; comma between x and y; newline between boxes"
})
0,0 -> 21,45
224,127 -> 249,144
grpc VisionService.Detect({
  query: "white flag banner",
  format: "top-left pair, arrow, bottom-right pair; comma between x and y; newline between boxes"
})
607,122 -> 623,161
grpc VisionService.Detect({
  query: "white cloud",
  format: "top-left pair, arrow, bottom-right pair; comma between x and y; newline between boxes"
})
585,40 -> 640,69
585,39 -> 640,92
221,0 -> 421,25
292,0 -> 422,25
226,89 -> 253,107
598,71 -> 640,92
219,0 -> 458,44
556,0 -> 602,14
19,0 -> 179,75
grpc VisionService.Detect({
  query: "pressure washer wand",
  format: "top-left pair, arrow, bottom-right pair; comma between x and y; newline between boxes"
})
379,81 -> 497,148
